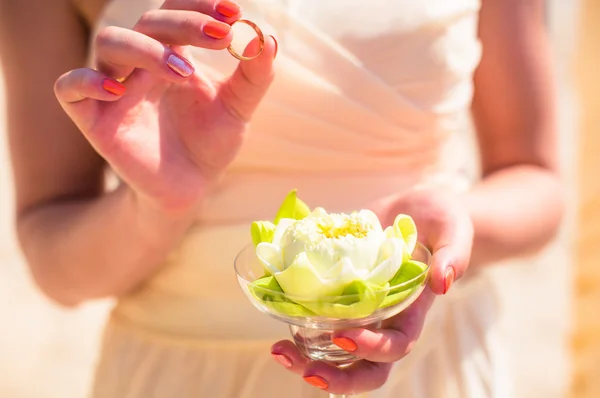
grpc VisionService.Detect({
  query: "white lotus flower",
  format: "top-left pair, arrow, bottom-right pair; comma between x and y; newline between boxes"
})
255,207 -> 417,300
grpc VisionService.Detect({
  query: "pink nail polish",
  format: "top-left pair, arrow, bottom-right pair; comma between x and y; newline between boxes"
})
166,53 -> 194,77
271,353 -> 292,368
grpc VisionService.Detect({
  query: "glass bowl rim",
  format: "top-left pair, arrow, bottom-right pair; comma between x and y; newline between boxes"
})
234,241 -> 432,302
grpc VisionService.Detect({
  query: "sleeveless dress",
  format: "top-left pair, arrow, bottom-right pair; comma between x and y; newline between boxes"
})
89,1 -> 514,397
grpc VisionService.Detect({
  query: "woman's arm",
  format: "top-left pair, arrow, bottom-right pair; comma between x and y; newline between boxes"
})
467,0 -> 564,266
0,0 -> 195,307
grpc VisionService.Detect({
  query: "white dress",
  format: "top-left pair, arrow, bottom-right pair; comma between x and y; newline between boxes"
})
89,0 -> 515,397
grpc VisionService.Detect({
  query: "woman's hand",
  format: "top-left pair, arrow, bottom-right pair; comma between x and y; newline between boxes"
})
54,0 -> 277,213
270,188 -> 474,395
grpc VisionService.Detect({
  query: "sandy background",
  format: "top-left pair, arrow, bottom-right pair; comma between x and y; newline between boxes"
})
570,0 -> 600,396
0,1 -> 586,397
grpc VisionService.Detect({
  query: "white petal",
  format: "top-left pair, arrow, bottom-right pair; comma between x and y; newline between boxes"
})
274,252 -> 346,298
311,207 -> 328,217
330,233 -> 382,273
356,209 -> 383,232
272,218 -> 296,245
321,257 -> 362,285
384,226 -> 395,239
366,239 -> 404,285
305,240 -> 338,275
256,243 -> 284,274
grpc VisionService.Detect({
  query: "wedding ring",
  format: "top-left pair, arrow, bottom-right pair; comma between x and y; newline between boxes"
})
227,19 -> 265,61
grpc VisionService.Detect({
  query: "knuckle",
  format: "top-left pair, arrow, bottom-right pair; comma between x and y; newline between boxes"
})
138,10 -> 156,25
54,70 -> 85,98
136,10 -> 160,32
95,26 -> 119,48
73,70 -> 87,92
53,72 -> 69,93
181,15 -> 204,38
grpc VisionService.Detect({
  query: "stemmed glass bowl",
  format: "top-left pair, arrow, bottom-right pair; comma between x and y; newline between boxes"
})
234,242 -> 431,398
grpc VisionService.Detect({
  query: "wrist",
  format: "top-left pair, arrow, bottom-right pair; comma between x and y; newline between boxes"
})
120,185 -> 199,247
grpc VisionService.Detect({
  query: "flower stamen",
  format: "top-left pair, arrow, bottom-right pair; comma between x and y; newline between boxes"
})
317,217 -> 370,239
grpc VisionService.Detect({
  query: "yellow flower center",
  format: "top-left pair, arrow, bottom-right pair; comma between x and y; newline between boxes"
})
317,218 -> 370,239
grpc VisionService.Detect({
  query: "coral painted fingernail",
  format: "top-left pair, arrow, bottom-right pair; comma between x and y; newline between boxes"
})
215,1 -> 241,18
203,21 -> 231,39
443,266 -> 455,295
166,54 -> 194,77
101,78 -> 126,96
333,337 -> 357,352
271,353 -> 292,368
303,375 -> 329,390
270,35 -> 278,58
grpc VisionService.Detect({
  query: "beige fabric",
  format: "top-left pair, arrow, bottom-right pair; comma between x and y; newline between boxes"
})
89,1 -> 513,397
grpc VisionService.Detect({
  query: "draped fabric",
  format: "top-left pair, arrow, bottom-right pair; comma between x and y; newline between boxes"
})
88,1 -> 513,397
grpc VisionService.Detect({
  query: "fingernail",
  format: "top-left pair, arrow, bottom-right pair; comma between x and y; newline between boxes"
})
166,54 -> 194,77
101,78 -> 126,96
215,1 -> 241,18
203,21 -> 231,40
270,35 -> 278,58
333,336 -> 357,352
271,353 -> 292,368
443,266 -> 455,295
303,375 -> 329,390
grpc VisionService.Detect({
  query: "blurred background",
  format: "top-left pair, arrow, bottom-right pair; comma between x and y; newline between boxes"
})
0,0 -> 597,397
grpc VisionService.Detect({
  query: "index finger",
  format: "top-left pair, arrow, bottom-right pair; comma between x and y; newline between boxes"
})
161,0 -> 242,23
331,288 -> 435,363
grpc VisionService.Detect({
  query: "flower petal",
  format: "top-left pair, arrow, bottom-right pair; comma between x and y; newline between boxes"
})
274,189 -> 311,224
392,214 -> 418,256
271,218 -> 296,246
249,275 -> 315,317
329,234 -> 382,274
256,243 -> 284,274
320,256 -> 363,284
366,238 -> 404,286
274,252 -> 348,298
310,207 -> 328,217
356,209 -> 383,233
250,221 -> 276,247
302,279 -> 388,319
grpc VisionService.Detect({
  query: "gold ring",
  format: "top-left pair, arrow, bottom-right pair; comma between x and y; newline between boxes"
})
227,19 -> 265,61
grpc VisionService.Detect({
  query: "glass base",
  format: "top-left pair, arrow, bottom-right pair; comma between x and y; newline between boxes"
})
290,321 -> 382,366
290,321 -> 382,397
290,325 -> 359,366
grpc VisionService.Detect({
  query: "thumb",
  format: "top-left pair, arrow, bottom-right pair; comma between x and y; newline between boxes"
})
217,35 -> 277,121
427,214 -> 474,295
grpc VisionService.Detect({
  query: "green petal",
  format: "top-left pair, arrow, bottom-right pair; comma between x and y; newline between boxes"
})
378,260 -> 428,309
274,252 -> 348,298
301,280 -> 388,319
392,214 -> 418,257
251,221 -> 276,247
249,276 -> 315,317
274,189 -> 311,224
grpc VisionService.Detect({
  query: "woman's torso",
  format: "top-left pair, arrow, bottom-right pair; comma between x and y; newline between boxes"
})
87,0 -> 484,341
